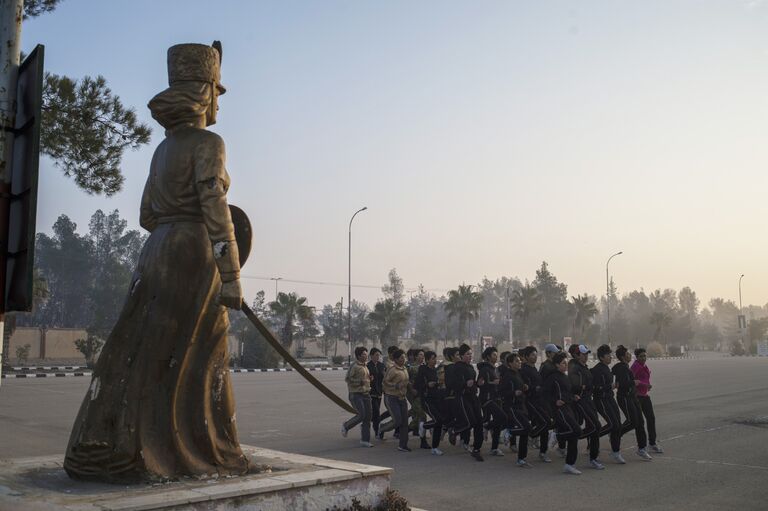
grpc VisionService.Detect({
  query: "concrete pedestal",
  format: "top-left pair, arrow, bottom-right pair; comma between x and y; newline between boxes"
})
0,445 -> 392,511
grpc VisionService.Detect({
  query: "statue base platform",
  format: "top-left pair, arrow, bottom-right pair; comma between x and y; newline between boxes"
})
0,445 -> 393,511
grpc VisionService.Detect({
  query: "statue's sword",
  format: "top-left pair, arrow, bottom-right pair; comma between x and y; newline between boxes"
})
240,300 -> 357,414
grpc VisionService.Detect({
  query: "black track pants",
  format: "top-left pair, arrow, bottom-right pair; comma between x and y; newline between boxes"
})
594,395 -> 622,453
638,395 -> 657,446
423,397 -> 447,449
574,397 -> 600,461
617,393 -> 647,449
482,400 -> 507,450
458,394 -> 484,451
505,405 -> 531,460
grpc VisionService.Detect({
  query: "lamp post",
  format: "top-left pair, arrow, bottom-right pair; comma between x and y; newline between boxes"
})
739,274 -> 745,348
348,207 -> 367,366
270,277 -> 282,301
606,251 -> 623,345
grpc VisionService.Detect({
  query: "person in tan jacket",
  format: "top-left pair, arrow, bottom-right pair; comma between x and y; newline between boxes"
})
384,349 -> 411,451
341,347 -> 373,447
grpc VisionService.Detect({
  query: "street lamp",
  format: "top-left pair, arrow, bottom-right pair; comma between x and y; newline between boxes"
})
348,206 -> 367,366
270,277 -> 283,301
606,251 -> 623,345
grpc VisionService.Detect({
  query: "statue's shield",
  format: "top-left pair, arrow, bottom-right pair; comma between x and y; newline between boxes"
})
229,204 -> 252,267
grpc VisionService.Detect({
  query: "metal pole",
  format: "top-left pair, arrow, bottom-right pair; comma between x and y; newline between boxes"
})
270,277 -> 282,301
506,286 -> 513,346
348,207 -> 367,366
605,251 -> 623,345
0,0 -> 23,386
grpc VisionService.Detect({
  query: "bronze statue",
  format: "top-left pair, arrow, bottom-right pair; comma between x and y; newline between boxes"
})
64,42 -> 250,483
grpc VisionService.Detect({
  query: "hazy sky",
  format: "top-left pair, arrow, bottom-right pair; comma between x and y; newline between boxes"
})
25,0 -> 768,309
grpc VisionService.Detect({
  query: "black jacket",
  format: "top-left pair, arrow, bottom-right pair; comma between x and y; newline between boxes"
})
367,360 -> 386,398
499,367 -> 526,409
544,370 -> 574,407
448,361 -> 478,397
612,361 -> 636,398
416,364 -> 441,400
590,362 -> 614,399
568,359 -> 594,398
476,361 -> 499,403
520,363 -> 544,401
540,359 -> 558,380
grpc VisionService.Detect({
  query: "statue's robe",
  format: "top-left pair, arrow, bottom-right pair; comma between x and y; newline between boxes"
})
64,125 -> 249,482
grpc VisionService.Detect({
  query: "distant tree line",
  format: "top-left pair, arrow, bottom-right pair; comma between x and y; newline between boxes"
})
8,210 -> 767,367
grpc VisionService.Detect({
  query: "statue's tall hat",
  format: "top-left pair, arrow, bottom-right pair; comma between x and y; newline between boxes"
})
167,41 -> 226,94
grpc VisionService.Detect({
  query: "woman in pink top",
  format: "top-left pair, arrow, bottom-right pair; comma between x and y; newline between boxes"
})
631,348 -> 663,454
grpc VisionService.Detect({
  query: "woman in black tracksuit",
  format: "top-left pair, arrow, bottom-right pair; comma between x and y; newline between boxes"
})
477,347 -> 507,456
499,352 -> 533,468
567,344 -> 604,470
591,344 -> 626,464
417,350 -> 446,456
544,352 -> 583,474
519,346 -> 553,463
613,345 -> 652,461
447,343 -> 484,461
367,348 -> 386,438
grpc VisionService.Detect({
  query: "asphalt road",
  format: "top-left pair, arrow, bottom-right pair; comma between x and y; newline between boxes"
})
1,353 -> 767,511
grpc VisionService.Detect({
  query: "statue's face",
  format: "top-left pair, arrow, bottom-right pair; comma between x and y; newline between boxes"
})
206,84 -> 220,126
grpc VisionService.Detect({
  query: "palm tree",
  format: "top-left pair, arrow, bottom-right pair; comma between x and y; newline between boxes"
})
649,311 -> 672,343
568,294 -> 598,342
444,284 -> 483,341
511,284 -> 541,344
368,298 -> 410,349
268,291 -> 314,349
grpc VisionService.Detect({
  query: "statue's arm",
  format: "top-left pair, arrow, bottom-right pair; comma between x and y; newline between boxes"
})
194,133 -> 241,284
139,175 -> 158,232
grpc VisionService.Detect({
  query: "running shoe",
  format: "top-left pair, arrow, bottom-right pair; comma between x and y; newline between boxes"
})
539,452 -> 552,463
516,459 -> 533,468
637,448 -> 653,461
563,464 -> 582,475
471,450 -> 485,462
398,446 -> 412,452
341,425 -> 348,438
650,444 -> 664,454
502,429 -> 511,446
490,448 -> 505,457
589,459 -> 606,470
548,430 -> 558,449
556,447 -> 567,458
360,441 -> 374,448
610,452 -> 626,464
431,448 -> 444,456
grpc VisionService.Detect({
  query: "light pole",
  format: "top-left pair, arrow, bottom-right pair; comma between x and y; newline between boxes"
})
606,251 -> 623,345
739,274 -> 745,348
270,277 -> 282,301
348,206 -> 367,366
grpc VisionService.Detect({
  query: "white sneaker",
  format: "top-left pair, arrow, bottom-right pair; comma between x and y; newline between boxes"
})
563,464 -> 582,475
637,448 -> 653,461
516,459 -> 533,468
341,425 -> 348,438
490,448 -> 505,457
589,459 -> 606,470
539,452 -> 552,463
431,448 -> 444,456
360,441 -> 374,448
557,447 -> 567,458
610,452 -> 626,464
650,444 -> 664,454
548,431 -> 558,449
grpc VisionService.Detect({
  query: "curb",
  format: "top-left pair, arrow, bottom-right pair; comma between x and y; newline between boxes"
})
10,366 -> 87,371
1,367 -> 348,379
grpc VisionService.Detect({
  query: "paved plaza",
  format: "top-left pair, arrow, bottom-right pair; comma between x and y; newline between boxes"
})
1,353 -> 767,510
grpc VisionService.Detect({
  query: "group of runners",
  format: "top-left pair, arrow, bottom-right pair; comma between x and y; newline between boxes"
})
341,341 -> 663,475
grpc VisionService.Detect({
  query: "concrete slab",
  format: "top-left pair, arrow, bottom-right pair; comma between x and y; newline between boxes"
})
0,445 -> 393,511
